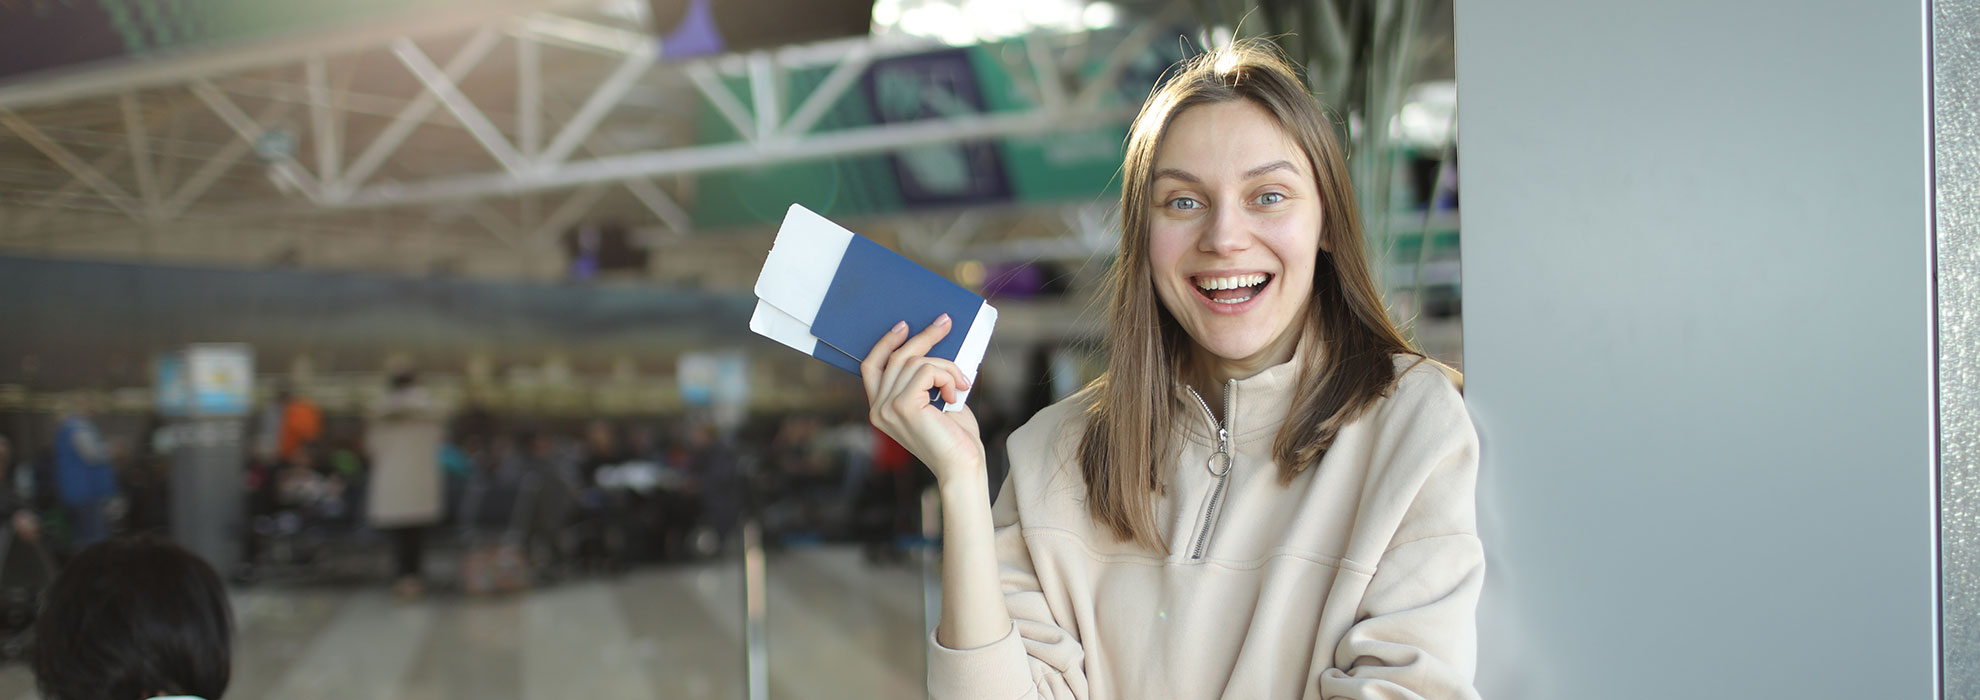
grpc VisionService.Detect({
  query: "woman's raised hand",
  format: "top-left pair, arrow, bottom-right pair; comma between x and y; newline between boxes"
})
861,314 -> 985,486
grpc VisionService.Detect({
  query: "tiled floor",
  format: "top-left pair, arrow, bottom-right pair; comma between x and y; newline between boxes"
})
0,546 -> 932,700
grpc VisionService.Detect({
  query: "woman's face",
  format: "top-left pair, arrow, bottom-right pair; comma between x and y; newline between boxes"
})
1147,99 -> 1327,380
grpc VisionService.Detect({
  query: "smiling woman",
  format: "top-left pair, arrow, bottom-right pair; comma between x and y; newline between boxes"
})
861,39 -> 1482,700
1148,103 -> 1324,386
1092,43 -> 1429,550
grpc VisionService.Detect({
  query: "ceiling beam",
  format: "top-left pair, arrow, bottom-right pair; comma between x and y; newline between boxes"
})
335,105 -> 1136,208
778,43 -> 872,139
391,37 -> 527,177
119,93 -> 161,217
0,110 -> 150,222
747,53 -> 781,144
531,183 -> 609,241
0,3 -> 565,111
684,62 -> 756,143
507,12 -> 650,57
305,54 -> 343,187
1025,35 -> 1068,114
341,27 -> 504,194
190,80 -> 324,203
1071,3 -> 1176,112
162,99 -> 297,219
538,41 -> 655,167
543,80 -> 693,235
517,35 -> 543,161
8,147 -> 129,234
624,178 -> 691,234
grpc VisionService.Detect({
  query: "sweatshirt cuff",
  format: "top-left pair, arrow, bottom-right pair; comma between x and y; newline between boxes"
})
927,624 -> 1034,700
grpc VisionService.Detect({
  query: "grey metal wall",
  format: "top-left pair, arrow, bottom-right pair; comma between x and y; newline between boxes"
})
1454,1 -> 1936,698
1935,0 -> 1980,696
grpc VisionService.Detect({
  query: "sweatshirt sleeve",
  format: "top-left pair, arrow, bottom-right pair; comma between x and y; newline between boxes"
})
926,471 -> 1090,700
1314,367 -> 1485,700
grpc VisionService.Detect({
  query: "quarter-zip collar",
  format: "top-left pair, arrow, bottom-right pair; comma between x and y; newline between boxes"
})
1175,339 -> 1314,561
1174,338 -> 1314,448
1183,379 -> 1234,560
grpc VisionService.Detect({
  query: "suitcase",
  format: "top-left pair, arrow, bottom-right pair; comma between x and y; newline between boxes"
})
461,542 -> 529,595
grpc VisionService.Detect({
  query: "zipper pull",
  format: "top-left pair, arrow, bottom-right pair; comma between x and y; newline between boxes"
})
1208,428 -> 1231,476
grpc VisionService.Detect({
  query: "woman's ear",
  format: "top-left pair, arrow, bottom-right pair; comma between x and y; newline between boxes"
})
1316,197 -> 1333,252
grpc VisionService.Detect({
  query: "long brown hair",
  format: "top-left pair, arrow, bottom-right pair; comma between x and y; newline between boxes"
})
1077,40 -> 1423,550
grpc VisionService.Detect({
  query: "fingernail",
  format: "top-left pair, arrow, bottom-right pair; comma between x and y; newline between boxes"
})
892,321 -> 907,333
936,313 -> 951,326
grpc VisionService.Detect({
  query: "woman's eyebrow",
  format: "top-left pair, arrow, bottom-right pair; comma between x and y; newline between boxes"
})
1244,160 -> 1298,179
1153,162 -> 1298,184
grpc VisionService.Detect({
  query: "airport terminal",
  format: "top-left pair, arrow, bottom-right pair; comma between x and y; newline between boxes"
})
0,1 -> 1971,699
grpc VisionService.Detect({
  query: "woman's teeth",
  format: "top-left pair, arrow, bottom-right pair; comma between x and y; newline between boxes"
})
1193,273 -> 1270,305
1195,273 -> 1269,290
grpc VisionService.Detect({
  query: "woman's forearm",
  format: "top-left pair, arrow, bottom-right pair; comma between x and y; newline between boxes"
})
935,469 -> 1014,650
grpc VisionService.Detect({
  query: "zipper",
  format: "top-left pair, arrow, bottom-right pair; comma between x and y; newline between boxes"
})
1187,378 -> 1236,560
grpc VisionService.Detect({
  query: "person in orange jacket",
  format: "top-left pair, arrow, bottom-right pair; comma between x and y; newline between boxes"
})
276,388 -> 322,463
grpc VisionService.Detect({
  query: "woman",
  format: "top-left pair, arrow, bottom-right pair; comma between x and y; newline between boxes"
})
31,536 -> 233,700
864,42 -> 1482,699
365,371 -> 448,599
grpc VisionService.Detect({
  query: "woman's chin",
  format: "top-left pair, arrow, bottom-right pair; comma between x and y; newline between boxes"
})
1183,321 -> 1304,376
1190,338 -> 1272,369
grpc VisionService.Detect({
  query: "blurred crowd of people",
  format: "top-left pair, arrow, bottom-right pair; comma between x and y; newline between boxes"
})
239,373 -> 756,597
0,376 -> 1008,610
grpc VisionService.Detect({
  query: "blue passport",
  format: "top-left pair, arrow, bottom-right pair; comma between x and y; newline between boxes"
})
750,204 -> 997,410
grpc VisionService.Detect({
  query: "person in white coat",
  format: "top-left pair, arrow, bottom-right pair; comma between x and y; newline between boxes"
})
365,371 -> 448,599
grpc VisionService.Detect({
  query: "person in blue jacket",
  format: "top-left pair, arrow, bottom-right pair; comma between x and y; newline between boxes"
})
52,401 -> 119,548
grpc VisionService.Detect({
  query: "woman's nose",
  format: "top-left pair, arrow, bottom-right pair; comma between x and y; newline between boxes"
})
1198,206 -> 1253,255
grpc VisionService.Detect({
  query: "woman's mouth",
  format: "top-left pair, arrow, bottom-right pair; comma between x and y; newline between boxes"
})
1193,272 -> 1272,305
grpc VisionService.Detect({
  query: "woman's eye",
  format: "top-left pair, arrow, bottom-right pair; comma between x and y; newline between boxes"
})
1168,197 -> 1203,211
1255,192 -> 1286,206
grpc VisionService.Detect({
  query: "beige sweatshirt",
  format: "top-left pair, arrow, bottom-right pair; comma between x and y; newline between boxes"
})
928,354 -> 1483,699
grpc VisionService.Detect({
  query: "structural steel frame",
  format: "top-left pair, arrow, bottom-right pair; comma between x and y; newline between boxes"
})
0,1 -> 1181,242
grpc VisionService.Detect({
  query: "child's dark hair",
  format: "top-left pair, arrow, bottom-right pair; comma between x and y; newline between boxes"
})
31,535 -> 233,700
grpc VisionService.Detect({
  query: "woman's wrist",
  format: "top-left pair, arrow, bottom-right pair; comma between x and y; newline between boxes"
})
935,453 -> 991,502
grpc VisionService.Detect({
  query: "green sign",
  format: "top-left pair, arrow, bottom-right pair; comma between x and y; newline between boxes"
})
690,30 -> 1187,229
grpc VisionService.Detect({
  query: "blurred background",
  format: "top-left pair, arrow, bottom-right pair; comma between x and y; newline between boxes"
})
0,1 -> 1465,698
0,1 -> 1969,700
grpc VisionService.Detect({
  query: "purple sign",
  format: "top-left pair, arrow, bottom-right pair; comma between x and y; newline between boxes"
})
863,49 -> 1013,208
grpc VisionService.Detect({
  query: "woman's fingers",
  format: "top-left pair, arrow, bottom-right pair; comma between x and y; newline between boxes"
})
863,315 -> 978,470
894,363 -> 959,408
869,313 -> 956,407
860,320 -> 910,400
875,358 -> 973,429
883,357 -> 971,409
888,314 -> 953,367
